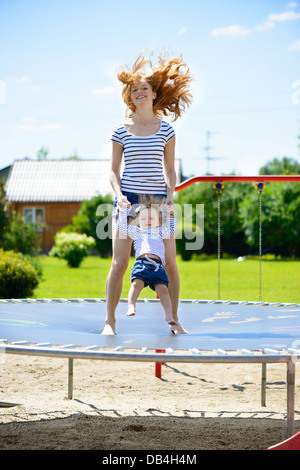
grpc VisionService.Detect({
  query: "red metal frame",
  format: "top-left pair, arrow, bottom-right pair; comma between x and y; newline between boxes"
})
154,175 -> 300,379
155,349 -> 166,378
268,431 -> 300,450
175,175 -> 300,191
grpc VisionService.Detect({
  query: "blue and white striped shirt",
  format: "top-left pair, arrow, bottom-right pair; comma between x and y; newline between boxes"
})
111,120 -> 175,195
117,208 -> 176,265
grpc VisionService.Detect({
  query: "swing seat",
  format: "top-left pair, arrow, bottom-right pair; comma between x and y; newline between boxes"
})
267,431 -> 300,450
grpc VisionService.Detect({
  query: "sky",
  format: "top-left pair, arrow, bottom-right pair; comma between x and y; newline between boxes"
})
0,0 -> 299,178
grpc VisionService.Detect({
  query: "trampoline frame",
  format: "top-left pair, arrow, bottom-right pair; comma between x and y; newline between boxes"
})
1,298 -> 299,439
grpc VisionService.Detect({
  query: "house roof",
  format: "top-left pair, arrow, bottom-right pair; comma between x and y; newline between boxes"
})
5,158 -> 182,203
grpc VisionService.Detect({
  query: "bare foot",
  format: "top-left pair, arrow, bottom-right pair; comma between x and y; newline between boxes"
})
169,322 -> 188,335
101,323 -> 115,335
126,306 -> 136,317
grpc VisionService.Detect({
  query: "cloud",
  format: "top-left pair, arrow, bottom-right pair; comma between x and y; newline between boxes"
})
178,26 -> 189,36
289,39 -> 300,50
11,76 -> 32,83
92,86 -> 115,95
255,21 -> 275,31
211,25 -> 252,37
256,9 -> 300,31
255,9 -> 300,39
10,75 -> 40,92
211,9 -> 300,38
267,10 -> 300,22
19,124 -> 63,131
20,76 -> 32,83
18,118 -> 63,131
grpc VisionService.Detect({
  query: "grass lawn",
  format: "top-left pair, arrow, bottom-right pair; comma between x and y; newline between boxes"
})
33,255 -> 300,304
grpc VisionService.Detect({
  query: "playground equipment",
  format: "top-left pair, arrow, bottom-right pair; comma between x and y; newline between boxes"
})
1,175 -> 300,445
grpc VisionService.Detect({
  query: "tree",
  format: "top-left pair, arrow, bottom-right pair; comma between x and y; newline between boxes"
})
259,156 -> 300,175
239,157 -> 300,258
176,157 -> 300,259
61,193 -> 114,256
176,179 -> 250,257
0,180 -> 11,247
36,147 -> 49,160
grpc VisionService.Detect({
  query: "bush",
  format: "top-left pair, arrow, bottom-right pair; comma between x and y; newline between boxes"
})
2,211 -> 43,256
63,193 -> 113,257
0,249 -> 40,298
49,232 -> 96,267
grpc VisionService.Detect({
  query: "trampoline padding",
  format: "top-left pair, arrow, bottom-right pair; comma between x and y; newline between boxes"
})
1,300 -> 300,351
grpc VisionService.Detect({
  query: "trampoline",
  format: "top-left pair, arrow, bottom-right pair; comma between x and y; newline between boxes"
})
1,297 -> 300,438
1,174 -> 300,441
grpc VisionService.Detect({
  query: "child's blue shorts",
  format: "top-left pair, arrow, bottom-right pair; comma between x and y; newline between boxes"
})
131,257 -> 169,291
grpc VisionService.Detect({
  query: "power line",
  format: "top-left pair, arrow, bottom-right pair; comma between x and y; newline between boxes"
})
201,131 -> 228,174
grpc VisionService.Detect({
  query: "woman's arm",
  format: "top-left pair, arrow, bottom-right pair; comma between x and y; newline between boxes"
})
110,141 -> 131,208
110,141 -> 123,198
163,135 -> 176,207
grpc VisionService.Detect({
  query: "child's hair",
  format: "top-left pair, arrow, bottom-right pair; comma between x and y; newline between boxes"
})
138,194 -> 166,208
133,194 -> 167,226
117,50 -> 193,121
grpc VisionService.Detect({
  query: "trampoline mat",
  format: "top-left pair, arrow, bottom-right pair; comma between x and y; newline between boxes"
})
1,300 -> 300,351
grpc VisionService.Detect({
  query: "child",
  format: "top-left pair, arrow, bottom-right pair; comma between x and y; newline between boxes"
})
117,195 -> 177,327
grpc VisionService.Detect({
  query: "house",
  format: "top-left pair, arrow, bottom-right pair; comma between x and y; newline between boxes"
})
4,158 -> 183,252
0,165 -> 11,181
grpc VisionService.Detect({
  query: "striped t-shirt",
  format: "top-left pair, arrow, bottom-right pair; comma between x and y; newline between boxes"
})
111,120 -> 175,195
117,208 -> 176,265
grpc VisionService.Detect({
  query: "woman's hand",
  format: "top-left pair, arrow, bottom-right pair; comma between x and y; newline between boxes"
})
165,198 -> 175,216
116,194 -> 131,215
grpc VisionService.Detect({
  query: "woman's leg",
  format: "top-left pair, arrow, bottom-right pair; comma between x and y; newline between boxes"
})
163,234 -> 180,320
102,218 -> 132,334
163,235 -> 188,334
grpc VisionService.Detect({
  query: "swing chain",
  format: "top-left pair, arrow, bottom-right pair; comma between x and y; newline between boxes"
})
214,183 -> 224,300
255,182 -> 265,302
217,193 -> 221,300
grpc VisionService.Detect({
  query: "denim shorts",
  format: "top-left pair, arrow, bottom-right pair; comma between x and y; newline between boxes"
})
113,191 -> 167,219
131,257 -> 169,291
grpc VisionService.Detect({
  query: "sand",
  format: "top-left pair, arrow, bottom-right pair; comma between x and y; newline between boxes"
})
0,353 -> 299,451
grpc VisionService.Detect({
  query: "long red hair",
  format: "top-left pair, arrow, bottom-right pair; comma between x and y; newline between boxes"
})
117,51 -> 193,121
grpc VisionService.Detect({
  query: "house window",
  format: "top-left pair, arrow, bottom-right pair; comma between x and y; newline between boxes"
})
23,207 -> 45,232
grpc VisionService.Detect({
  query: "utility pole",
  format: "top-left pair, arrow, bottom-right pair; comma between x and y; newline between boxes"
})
202,131 -> 227,174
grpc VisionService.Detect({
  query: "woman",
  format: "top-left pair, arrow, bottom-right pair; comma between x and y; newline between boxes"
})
102,51 -> 193,335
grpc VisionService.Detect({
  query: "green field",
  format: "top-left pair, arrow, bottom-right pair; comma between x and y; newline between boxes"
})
33,255 -> 300,304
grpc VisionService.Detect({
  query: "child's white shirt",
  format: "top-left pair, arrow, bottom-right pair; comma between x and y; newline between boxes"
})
117,208 -> 176,265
